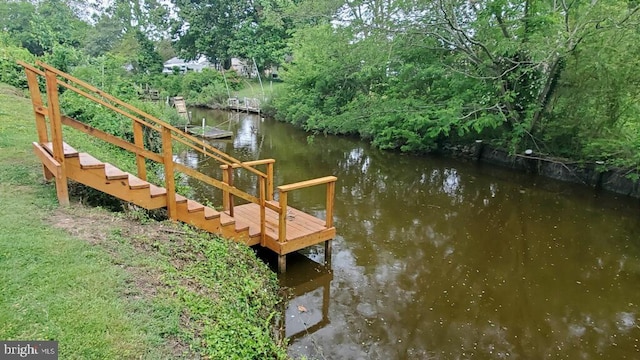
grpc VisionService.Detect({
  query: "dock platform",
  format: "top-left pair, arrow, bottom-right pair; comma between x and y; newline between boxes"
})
185,125 -> 233,139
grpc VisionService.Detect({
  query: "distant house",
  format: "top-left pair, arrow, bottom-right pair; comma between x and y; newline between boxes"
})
162,56 -> 212,74
163,56 -> 275,78
230,58 -> 258,78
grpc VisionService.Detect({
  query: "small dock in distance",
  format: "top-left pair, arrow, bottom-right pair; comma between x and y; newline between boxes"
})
171,96 -> 189,119
228,97 -> 261,114
185,125 -> 233,139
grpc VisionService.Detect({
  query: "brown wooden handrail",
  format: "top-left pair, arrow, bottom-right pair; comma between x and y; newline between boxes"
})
277,176 -> 337,242
220,159 -> 275,215
19,61 -> 337,245
33,60 -> 266,178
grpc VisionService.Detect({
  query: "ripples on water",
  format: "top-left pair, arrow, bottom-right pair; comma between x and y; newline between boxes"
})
184,109 -> 640,359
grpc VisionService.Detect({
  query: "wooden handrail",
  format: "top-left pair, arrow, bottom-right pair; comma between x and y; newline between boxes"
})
220,159 -> 275,214
277,176 -> 337,242
277,176 -> 338,192
61,116 -> 164,163
220,159 -> 276,169
34,61 -> 264,177
20,61 -> 338,245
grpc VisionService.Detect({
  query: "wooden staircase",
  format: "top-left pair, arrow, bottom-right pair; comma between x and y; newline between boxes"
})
20,61 -> 337,272
36,142 -> 258,245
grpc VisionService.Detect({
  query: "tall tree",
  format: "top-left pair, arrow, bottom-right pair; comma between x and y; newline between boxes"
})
106,0 -> 170,36
277,0 -> 640,154
171,0 -> 295,69
0,0 -> 89,55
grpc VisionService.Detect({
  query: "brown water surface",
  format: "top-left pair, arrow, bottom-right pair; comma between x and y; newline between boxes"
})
185,109 -> 640,359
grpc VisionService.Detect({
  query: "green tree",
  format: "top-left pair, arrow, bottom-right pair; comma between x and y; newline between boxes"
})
0,0 -> 89,56
171,0 -> 294,70
276,0 -> 640,157
84,14 -> 124,56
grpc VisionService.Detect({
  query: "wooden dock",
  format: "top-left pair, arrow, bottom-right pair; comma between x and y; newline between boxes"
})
228,97 -> 261,114
185,125 -> 233,139
19,60 -> 338,273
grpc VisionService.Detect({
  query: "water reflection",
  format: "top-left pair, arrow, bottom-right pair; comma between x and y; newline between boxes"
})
278,253 -> 333,342
186,109 -> 640,359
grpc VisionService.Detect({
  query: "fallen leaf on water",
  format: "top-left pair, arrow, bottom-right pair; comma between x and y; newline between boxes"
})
297,305 -> 308,313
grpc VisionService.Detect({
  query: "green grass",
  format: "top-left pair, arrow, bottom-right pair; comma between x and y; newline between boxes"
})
232,79 -> 285,102
0,83 -> 288,359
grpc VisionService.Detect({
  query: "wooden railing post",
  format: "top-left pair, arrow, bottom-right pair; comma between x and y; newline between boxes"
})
326,181 -> 335,228
25,68 -> 52,180
222,165 -> 229,210
278,191 -> 288,243
133,121 -> 147,180
44,70 -> 69,206
266,162 -> 274,201
162,126 -> 177,220
259,177 -> 266,246
221,166 -> 234,216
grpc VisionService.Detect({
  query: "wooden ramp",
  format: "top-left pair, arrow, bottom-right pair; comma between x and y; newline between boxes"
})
20,61 -> 337,273
171,96 -> 189,119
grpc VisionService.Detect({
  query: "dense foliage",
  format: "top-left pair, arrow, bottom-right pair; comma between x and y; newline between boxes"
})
273,0 -> 640,171
3,0 -> 640,172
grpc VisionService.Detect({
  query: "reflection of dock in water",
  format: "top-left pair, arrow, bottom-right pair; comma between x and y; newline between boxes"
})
276,253 -> 333,341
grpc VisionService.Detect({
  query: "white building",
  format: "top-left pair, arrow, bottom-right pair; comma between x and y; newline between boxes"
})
162,56 -> 212,74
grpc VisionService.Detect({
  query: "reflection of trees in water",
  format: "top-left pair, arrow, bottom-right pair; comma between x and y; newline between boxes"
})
184,108 -> 640,359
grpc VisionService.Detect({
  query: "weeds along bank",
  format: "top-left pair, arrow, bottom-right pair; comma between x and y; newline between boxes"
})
0,83 -> 288,359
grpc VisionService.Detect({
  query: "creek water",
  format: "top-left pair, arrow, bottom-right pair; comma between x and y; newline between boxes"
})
183,109 -> 640,359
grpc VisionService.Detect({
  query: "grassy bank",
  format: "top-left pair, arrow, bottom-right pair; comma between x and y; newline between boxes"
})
0,83 -> 287,359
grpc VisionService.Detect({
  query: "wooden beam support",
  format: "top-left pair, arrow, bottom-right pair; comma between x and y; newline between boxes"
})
32,142 -> 61,178
25,68 -> 52,180
324,240 -> 332,267
278,255 -> 286,273
44,70 -> 69,206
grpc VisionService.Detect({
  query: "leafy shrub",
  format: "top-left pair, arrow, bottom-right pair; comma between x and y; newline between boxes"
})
0,43 -> 34,89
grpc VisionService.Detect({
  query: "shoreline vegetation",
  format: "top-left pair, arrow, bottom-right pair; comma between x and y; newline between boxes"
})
0,84 -> 288,359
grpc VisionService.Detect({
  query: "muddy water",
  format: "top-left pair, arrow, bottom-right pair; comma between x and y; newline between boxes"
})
184,109 -> 640,359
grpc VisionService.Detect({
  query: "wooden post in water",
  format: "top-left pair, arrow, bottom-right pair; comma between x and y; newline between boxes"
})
278,255 -> 286,273
324,240 -> 332,267
44,69 -> 69,206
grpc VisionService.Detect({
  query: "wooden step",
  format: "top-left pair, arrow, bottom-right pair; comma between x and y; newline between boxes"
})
149,184 -> 167,198
186,200 -> 204,213
127,174 -> 150,190
175,194 -> 188,204
220,212 -> 249,233
104,164 -> 128,180
204,206 -> 220,220
79,153 -> 104,169
43,142 -> 79,158
220,212 -> 235,227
